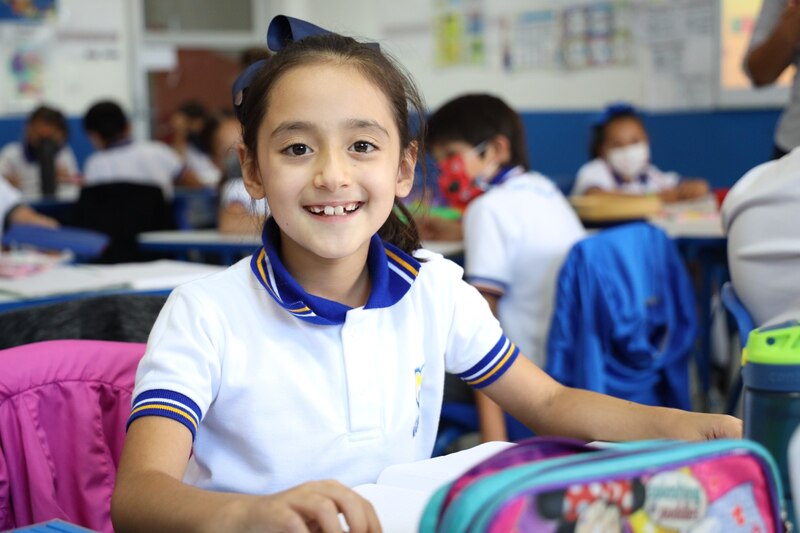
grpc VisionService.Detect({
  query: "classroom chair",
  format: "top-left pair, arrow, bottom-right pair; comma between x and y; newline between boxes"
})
2,224 -> 109,262
0,293 -> 168,350
720,281 -> 756,415
72,182 -> 174,263
0,339 -> 146,532
546,222 -> 696,410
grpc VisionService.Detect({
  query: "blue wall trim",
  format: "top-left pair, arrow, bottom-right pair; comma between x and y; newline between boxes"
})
521,109 -> 780,192
0,108 -> 781,191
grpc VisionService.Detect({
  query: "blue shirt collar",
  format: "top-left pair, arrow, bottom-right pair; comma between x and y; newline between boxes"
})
250,218 -> 421,325
105,138 -> 134,150
488,165 -> 525,187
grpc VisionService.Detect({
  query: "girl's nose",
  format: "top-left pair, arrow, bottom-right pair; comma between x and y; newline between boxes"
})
313,149 -> 351,191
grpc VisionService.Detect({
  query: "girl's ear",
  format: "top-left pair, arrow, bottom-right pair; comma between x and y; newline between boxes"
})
395,141 -> 417,198
239,144 -> 266,200
486,134 -> 512,165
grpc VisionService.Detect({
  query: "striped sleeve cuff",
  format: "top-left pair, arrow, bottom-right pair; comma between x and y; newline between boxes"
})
466,276 -> 508,297
127,389 -> 202,440
458,335 -> 520,389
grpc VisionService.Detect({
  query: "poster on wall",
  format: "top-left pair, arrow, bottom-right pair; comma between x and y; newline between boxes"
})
561,1 -> 632,70
506,10 -> 559,71
638,0 -> 716,110
0,25 -> 53,113
0,0 -> 56,21
434,0 -> 485,67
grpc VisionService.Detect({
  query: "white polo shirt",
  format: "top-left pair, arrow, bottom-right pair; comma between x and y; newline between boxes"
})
0,142 -> 79,197
464,170 -> 585,367
571,158 -> 680,196
0,175 -> 22,240
83,140 -> 184,199
129,219 -> 519,493
722,147 -> 800,327
220,178 -> 269,217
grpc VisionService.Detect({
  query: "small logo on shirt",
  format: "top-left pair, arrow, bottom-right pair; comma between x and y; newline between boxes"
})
413,365 -> 423,437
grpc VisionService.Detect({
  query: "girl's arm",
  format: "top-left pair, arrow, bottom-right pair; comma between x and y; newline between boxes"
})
113,417 -> 381,533
482,356 -> 741,442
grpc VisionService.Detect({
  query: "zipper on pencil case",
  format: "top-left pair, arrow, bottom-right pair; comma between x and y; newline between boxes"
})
466,439 -> 784,533
422,437 -> 601,530
437,440 -> 678,532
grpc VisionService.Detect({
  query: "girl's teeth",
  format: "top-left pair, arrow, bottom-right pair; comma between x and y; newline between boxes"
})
311,204 -> 359,216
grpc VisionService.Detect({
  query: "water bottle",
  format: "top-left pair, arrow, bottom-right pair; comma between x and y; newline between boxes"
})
743,320 -> 800,526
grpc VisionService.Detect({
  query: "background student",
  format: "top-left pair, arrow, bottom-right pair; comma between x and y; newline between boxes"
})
0,174 -> 58,241
168,100 -> 222,186
571,103 -> 709,202
82,100 -> 203,200
426,93 -> 586,443
113,18 -> 740,533
0,105 -> 80,197
212,112 -> 268,234
746,0 -> 800,158
722,146 -> 800,327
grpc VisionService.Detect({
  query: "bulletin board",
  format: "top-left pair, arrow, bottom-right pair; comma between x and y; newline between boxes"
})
0,0 -> 131,117
375,0 -> 786,111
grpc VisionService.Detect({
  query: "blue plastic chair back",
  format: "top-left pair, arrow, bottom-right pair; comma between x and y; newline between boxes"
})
3,224 -> 109,262
720,281 -> 755,414
721,281 -> 755,348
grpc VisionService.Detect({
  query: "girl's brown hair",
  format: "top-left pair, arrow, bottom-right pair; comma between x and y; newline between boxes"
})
237,34 -> 426,254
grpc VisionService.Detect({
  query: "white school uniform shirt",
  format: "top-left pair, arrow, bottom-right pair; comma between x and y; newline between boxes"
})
129,218 -> 520,494
219,177 -> 269,217
722,146 -> 800,327
463,168 -> 585,367
83,140 -> 184,199
746,0 -> 800,152
185,146 -> 222,186
571,158 -> 680,196
0,175 -> 23,240
0,142 -> 79,197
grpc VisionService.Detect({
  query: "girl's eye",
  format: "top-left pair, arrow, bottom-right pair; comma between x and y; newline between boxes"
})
352,141 -> 376,153
283,144 -> 311,156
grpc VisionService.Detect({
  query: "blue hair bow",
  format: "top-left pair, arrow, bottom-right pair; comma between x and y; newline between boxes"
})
591,101 -> 639,128
232,15 -> 380,121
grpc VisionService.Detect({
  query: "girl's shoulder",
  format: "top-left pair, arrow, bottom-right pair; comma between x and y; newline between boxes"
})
412,248 -> 465,284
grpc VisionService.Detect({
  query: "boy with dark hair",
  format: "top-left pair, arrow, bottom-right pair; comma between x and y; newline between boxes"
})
426,93 -> 585,442
82,100 -> 202,199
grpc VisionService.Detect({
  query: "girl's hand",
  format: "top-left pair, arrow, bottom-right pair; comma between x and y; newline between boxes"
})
231,480 -> 382,533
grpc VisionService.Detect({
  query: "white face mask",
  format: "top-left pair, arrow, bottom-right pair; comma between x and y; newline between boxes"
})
607,142 -> 650,181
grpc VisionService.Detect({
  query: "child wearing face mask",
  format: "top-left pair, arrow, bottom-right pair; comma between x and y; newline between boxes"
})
426,93 -> 586,443
0,105 -> 80,198
571,103 -> 709,202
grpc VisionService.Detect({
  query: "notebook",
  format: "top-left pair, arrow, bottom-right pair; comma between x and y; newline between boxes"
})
353,441 -> 514,532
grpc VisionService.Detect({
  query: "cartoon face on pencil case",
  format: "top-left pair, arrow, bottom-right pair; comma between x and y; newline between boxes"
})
420,436 -> 786,533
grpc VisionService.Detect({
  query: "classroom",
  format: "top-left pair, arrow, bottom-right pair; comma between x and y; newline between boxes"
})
0,0 -> 798,532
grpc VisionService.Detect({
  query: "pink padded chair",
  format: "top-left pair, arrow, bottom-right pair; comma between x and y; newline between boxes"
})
0,340 -> 145,532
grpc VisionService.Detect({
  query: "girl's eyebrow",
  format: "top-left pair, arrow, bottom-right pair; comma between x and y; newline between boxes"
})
345,119 -> 390,139
271,121 -> 314,138
270,119 -> 390,139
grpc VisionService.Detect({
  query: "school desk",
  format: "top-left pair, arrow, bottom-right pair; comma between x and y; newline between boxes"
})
138,229 -> 465,265
0,259 -> 225,313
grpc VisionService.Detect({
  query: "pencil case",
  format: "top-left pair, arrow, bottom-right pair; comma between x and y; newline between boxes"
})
419,436 -> 785,532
